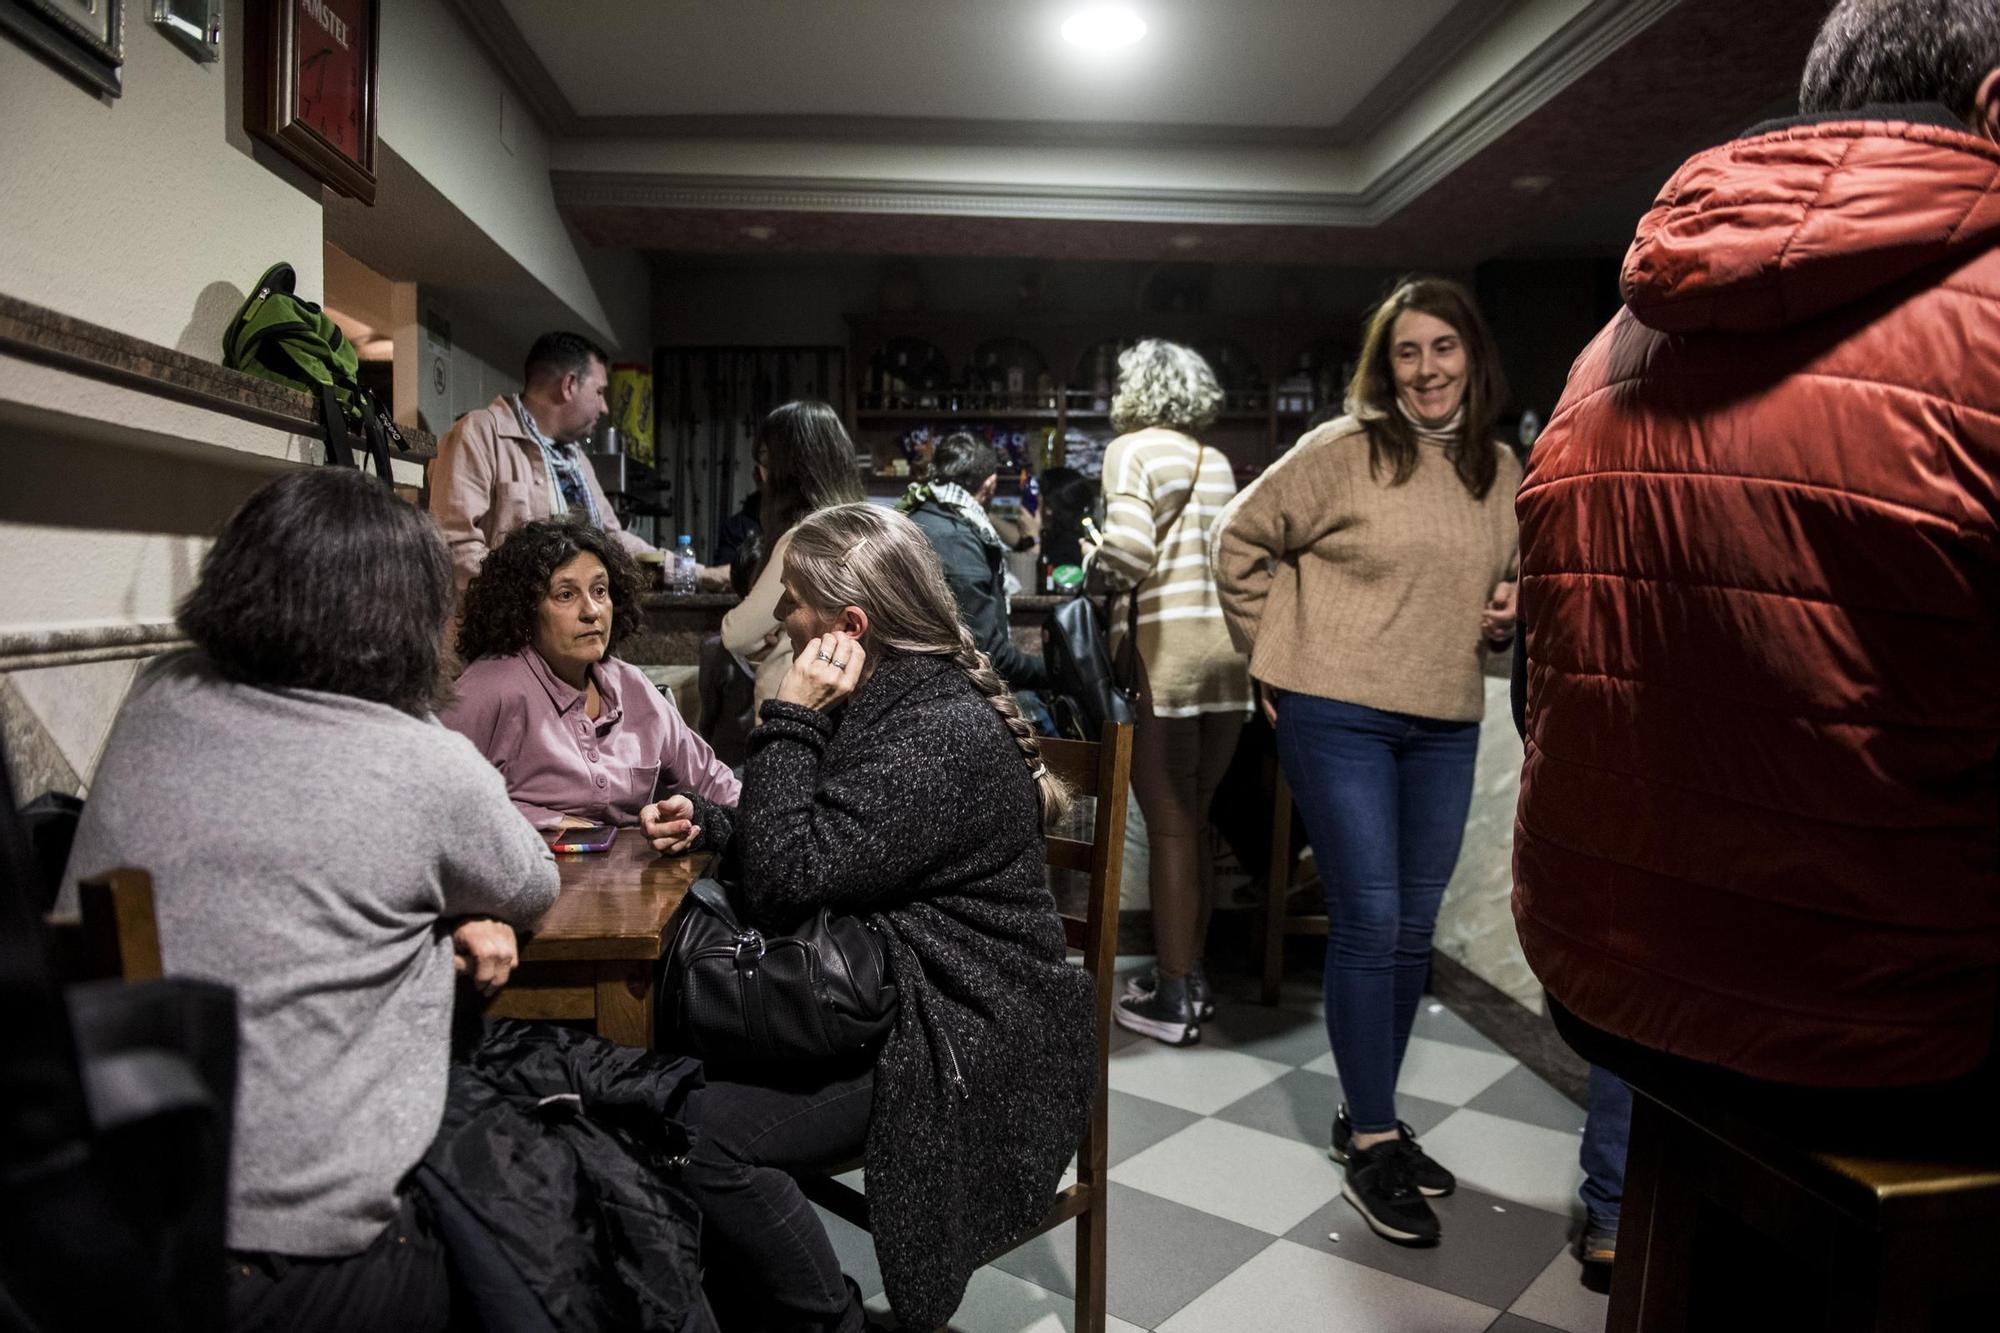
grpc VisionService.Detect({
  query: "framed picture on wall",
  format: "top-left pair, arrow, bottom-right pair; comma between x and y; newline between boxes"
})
245,0 -> 379,204
151,0 -> 218,62
0,0 -> 124,96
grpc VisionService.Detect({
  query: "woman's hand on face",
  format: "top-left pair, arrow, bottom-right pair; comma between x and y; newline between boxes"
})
1481,580 -> 1519,644
777,631 -> 866,711
452,918 -> 519,997
642,794 -> 701,855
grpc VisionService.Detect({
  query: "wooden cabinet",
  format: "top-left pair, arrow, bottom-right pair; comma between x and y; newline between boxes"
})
845,313 -> 1353,485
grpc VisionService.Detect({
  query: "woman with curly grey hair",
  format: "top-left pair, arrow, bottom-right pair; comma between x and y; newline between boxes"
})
441,517 -> 739,830
1087,338 -> 1252,1048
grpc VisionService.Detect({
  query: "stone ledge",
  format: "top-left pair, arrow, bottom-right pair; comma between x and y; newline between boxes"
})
0,294 -> 437,462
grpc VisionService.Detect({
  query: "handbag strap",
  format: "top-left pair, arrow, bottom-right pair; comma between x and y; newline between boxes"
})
1109,438 -> 1207,695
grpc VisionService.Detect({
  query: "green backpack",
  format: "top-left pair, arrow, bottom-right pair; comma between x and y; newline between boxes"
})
222,262 -> 407,479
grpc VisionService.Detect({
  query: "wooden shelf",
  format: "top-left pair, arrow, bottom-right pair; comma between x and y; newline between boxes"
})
0,294 -> 437,462
856,407 -> 1062,423
846,312 -> 1355,477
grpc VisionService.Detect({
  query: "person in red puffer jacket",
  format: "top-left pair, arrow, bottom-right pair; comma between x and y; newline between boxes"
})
1516,0 -> 2000,1097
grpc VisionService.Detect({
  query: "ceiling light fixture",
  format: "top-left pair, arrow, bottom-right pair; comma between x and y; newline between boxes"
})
1169,233 -> 1201,251
1510,174 -> 1555,194
739,225 -> 777,241
1062,4 -> 1146,49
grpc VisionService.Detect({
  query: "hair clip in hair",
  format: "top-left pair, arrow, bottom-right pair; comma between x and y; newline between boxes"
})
839,535 -> 874,566
1029,763 -> 1048,781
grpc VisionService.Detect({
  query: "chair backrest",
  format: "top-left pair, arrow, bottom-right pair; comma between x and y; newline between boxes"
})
1038,722 -> 1133,976
45,870 -> 165,984
1038,721 -> 1134,1203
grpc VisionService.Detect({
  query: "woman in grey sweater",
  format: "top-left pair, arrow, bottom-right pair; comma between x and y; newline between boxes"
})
62,468 -> 558,1333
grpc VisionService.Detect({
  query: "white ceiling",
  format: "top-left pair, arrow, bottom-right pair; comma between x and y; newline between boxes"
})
498,0 -> 1469,129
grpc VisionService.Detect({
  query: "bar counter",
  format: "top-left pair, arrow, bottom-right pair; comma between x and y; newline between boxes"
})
625,590 -> 1077,667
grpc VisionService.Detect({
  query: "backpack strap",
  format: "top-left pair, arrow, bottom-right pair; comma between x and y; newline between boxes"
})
314,383 -> 357,470
359,408 -> 396,483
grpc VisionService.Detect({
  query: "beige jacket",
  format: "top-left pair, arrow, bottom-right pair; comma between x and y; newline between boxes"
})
429,394 -> 652,594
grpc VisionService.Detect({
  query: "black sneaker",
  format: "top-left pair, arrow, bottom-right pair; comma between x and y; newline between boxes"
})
1576,1222 -> 1617,1267
1123,966 -> 1216,1021
1329,1106 -> 1456,1197
1114,984 -> 1201,1046
1342,1140 -> 1441,1245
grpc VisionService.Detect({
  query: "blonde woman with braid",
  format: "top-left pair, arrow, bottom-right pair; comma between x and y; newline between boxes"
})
640,503 -> 1094,1333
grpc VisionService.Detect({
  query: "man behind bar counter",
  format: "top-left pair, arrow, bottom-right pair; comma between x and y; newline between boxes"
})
429,331 -> 654,596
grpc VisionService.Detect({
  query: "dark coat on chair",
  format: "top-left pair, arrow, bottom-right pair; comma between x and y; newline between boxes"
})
423,1020 -> 711,1332
689,653 -> 1093,1328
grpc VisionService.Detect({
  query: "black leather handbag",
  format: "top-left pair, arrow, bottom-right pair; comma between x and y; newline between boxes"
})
659,877 -> 898,1065
1041,592 -> 1139,741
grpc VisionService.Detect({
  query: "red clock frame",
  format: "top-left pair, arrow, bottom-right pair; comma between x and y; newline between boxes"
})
248,0 -> 379,204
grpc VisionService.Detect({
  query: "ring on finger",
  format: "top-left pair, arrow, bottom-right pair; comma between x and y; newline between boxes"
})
831,657 -> 848,668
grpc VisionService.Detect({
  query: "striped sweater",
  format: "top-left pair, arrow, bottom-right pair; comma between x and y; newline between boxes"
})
1087,428 -> 1252,718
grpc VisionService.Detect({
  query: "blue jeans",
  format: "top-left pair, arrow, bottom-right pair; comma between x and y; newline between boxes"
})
1275,692 -> 1479,1133
1580,1064 -> 1633,1234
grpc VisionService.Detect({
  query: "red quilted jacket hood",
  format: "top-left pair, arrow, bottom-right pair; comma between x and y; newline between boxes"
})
1622,118 -> 2000,333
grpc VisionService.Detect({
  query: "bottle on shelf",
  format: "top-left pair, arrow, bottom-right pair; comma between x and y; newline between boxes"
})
1278,353 -> 1314,416
890,349 -> 911,409
673,535 -> 698,595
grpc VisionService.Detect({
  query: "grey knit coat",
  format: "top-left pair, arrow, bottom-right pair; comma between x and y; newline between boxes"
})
691,652 -> 1095,1328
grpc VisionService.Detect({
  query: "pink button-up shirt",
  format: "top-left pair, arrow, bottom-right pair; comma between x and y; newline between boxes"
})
440,649 -> 740,830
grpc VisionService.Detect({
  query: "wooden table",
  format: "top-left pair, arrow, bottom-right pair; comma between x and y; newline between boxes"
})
485,830 -> 702,1047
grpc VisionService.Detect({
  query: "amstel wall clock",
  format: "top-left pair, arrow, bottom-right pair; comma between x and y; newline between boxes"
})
247,0 -> 379,203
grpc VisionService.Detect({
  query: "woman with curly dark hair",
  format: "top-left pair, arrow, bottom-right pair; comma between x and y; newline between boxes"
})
441,517 -> 739,831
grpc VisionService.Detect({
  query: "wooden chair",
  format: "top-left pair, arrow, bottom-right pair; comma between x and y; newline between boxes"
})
1613,1079 -> 2000,1331
43,869 -> 165,983
1258,766 -> 1325,1005
802,720 -> 1134,1333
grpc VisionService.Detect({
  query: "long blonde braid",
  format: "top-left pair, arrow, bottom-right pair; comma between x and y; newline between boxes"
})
948,623 -> 1073,824
784,503 -> 1072,825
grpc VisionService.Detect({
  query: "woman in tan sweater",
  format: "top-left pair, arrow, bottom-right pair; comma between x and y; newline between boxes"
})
1087,340 -> 1253,1048
1212,278 -> 1520,1248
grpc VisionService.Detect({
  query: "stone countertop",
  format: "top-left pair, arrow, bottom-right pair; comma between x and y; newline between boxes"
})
0,293 -> 437,460
638,591 -> 1081,616
638,592 -> 743,611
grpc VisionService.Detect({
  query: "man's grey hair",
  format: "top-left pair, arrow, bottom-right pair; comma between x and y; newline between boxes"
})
1800,0 -> 2000,119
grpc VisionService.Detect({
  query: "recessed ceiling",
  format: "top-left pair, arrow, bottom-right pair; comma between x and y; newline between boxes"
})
497,0 -> 1474,133
455,0 -> 1831,267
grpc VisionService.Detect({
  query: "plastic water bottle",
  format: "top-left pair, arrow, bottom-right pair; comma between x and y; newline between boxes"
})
673,535 -> 698,595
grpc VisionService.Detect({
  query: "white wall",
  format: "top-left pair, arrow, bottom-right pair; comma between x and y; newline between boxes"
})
0,2 -> 335,803
376,0 -> 650,356
0,0 -> 325,352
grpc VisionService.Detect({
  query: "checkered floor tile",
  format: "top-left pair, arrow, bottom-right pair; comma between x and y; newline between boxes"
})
822,962 -> 1611,1332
